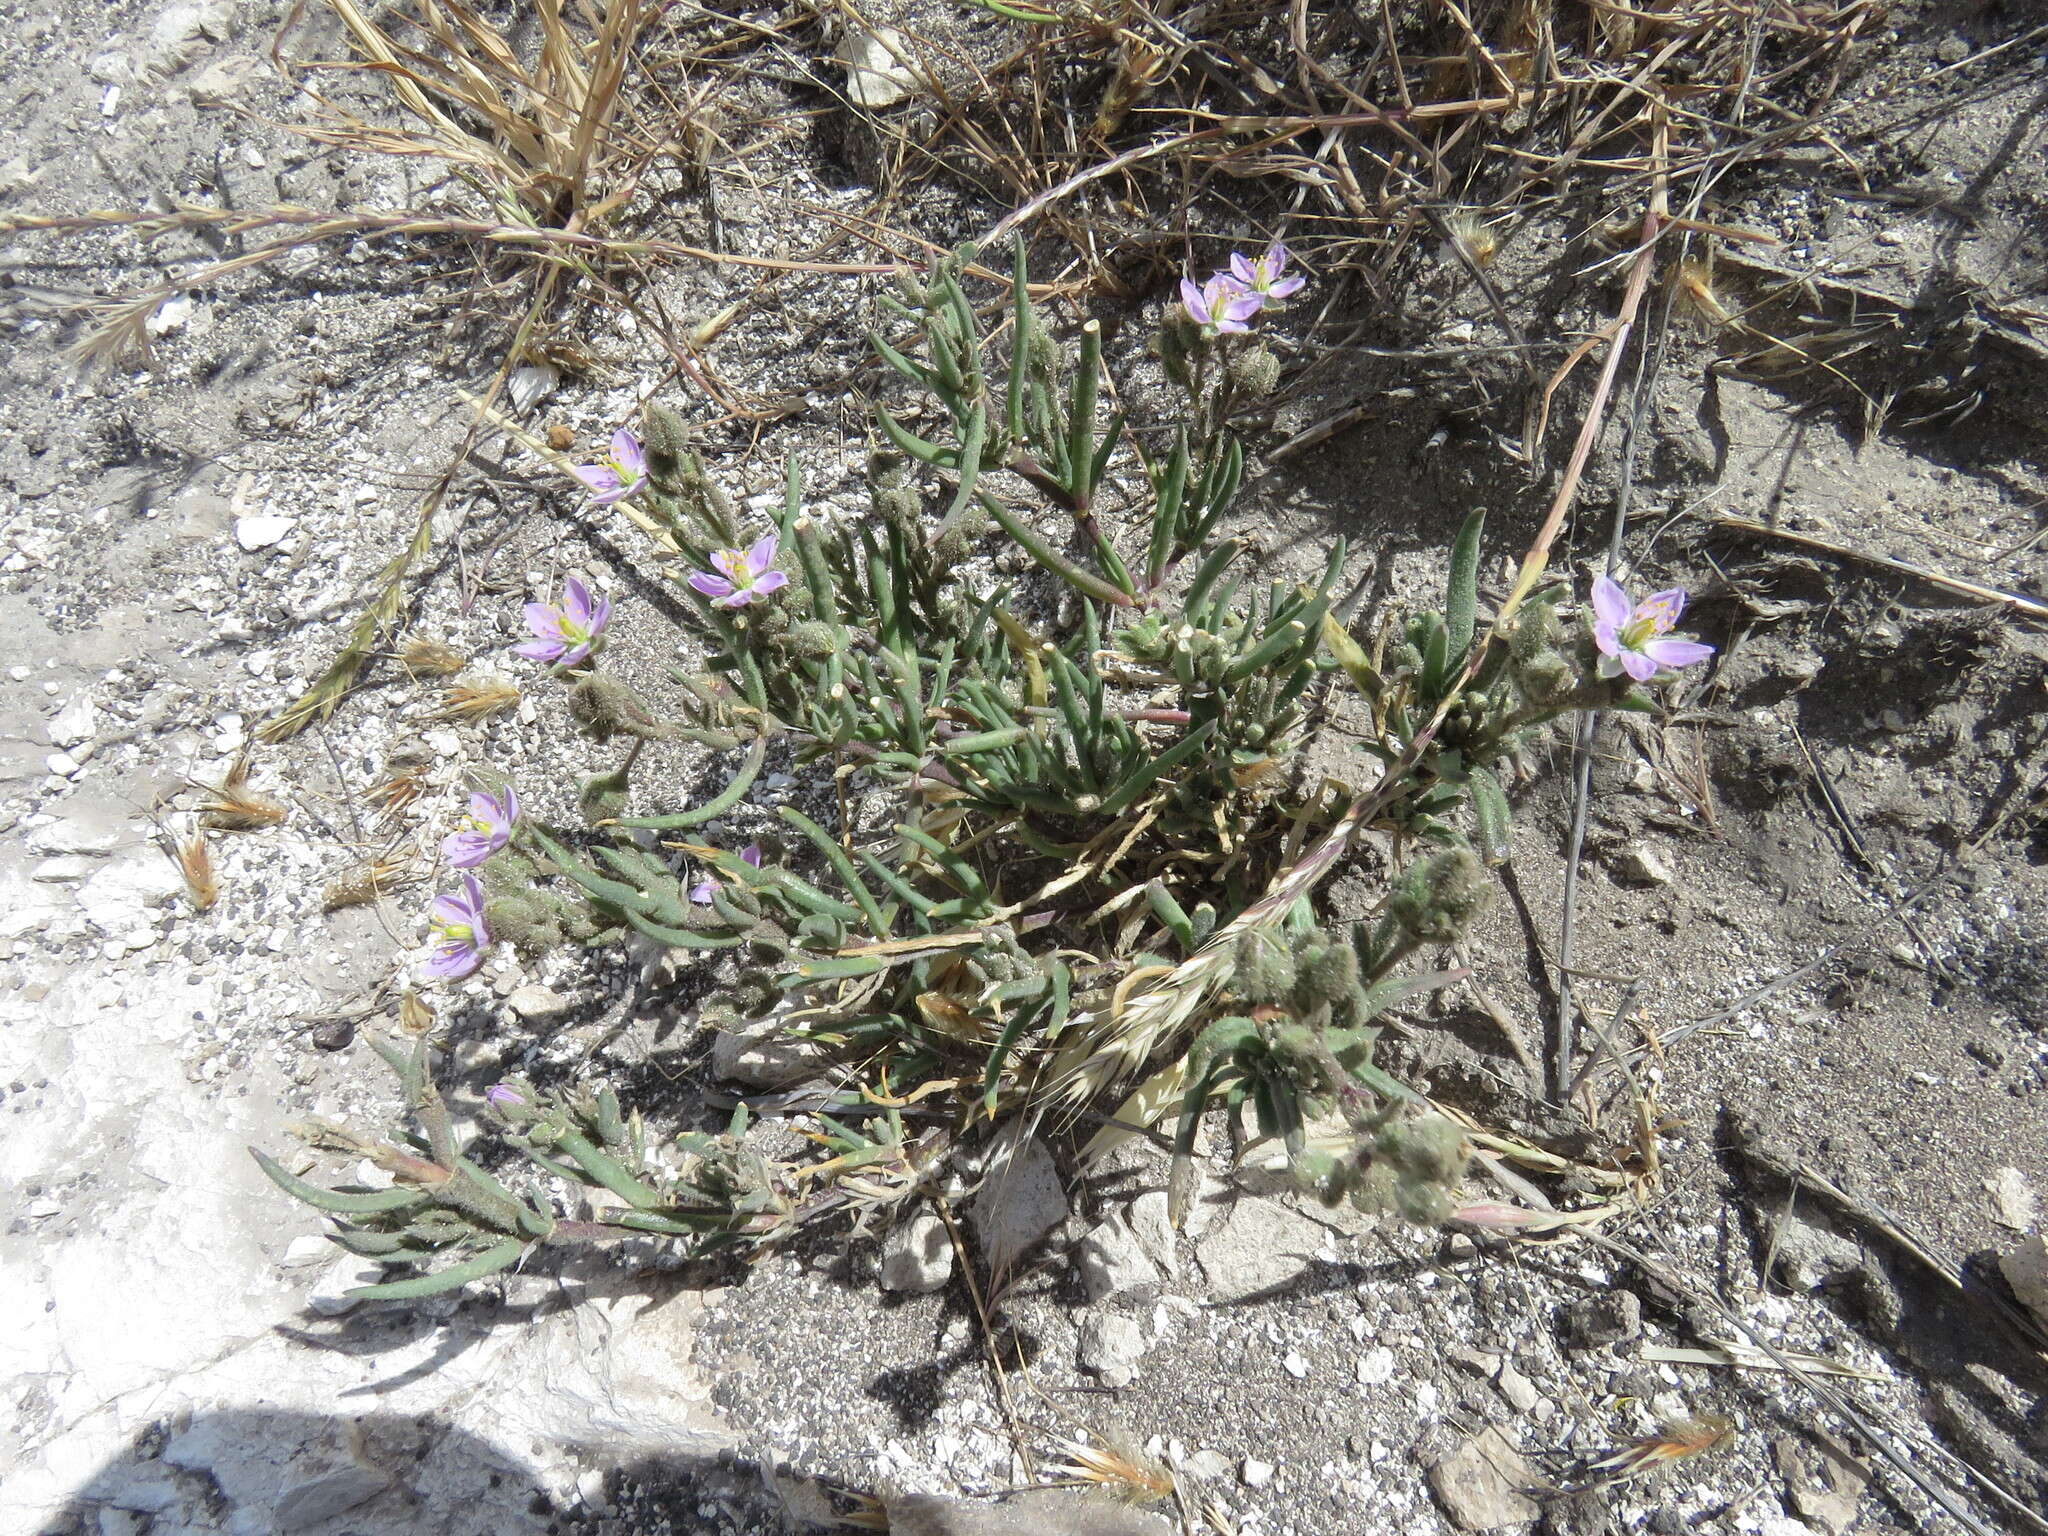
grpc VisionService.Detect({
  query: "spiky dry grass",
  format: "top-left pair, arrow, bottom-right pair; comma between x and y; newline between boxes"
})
397,634 -> 469,678
191,756 -> 289,831
428,676 -> 521,723
166,825 -> 220,912
323,856 -> 420,911
1045,1427 -> 1176,1505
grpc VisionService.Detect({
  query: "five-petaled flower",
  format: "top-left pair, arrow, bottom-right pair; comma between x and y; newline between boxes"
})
1229,242 -> 1305,301
1590,575 -> 1714,682
516,575 -> 611,667
1179,272 -> 1264,338
420,874 -> 491,982
689,842 -> 762,904
572,428 -> 647,507
441,785 -> 519,869
688,534 -> 789,610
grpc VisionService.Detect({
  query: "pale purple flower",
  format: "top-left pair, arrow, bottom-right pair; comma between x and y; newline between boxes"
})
515,575 -> 611,666
689,842 -> 762,904
1179,272 -> 1263,337
419,874 -> 491,982
1590,575 -> 1715,683
1228,242 -> 1305,301
571,428 -> 647,507
441,785 -> 519,869
687,534 -> 788,610
484,1082 -> 526,1108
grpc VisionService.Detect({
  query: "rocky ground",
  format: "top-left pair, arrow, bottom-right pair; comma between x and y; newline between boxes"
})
3,2 -> 2047,1534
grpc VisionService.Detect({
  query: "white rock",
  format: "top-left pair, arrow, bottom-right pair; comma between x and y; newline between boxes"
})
32,856 -> 96,883
76,852 -> 184,934
306,1255 -> 386,1316
1355,1346 -> 1395,1385
1194,1197 -> 1330,1302
47,694 -> 99,748
1427,1427 -> 1541,1530
46,751 -> 83,777
146,294 -> 196,338
282,1234 -> 332,1268
836,25 -> 917,108
711,1015 -> 834,1087
28,1198 -> 61,1219
1127,1190 -> 1178,1275
506,984 -> 572,1026
2001,1235 -> 2048,1329
1076,1313 -> 1146,1387
968,1137 -> 1066,1276
1496,1360 -> 1540,1412
879,1212 -> 953,1293
27,809 -> 128,855
1075,1216 -> 1160,1304
1612,843 -> 1674,886
234,514 -> 297,551
1239,1457 -> 1275,1488
1282,1350 -> 1309,1379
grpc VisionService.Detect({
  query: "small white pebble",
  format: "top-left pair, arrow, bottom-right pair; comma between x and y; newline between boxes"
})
1240,1457 -> 1275,1488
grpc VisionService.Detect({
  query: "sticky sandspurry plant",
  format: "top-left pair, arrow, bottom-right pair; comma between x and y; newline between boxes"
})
256,240 -> 1716,1301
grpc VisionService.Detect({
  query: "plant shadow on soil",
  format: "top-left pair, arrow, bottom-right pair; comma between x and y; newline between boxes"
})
32,1406 -> 818,1536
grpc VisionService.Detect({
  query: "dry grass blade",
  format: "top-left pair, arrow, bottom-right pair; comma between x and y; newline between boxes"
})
283,0 -> 646,225
1587,1228 -> 2028,1536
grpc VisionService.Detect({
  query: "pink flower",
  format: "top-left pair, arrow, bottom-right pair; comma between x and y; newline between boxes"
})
515,575 -> 611,667
1228,242 -> 1305,300
1179,273 -> 1263,337
571,429 -> 647,507
441,785 -> 519,869
687,533 -> 789,610
1590,575 -> 1714,683
689,842 -> 762,904
419,874 -> 491,982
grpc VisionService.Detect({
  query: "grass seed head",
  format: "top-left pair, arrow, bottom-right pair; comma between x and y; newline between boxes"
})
398,634 -> 468,677
322,856 -> 416,911
1675,257 -> 1735,330
194,756 -> 288,831
171,827 -> 219,911
1446,212 -> 1501,268
430,677 -> 520,723
1049,1426 -> 1175,1504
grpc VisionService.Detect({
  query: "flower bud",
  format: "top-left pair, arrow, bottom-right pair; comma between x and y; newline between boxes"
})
1388,847 -> 1493,945
484,892 -> 565,957
1233,928 -> 1297,1004
785,620 -> 838,659
1292,937 -> 1361,1011
569,673 -> 674,743
1379,1114 -> 1466,1186
577,764 -> 631,823
1156,308 -> 1202,389
1227,344 -> 1281,397
1514,651 -> 1576,707
640,402 -> 691,480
